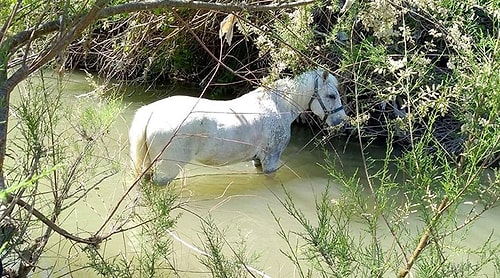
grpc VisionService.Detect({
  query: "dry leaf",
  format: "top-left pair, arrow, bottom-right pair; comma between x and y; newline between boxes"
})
219,14 -> 238,46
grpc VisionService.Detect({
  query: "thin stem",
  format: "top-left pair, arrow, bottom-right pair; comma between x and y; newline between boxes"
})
398,197 -> 448,278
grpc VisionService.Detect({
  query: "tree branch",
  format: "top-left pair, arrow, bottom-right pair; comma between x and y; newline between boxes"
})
0,0 -> 21,45
9,0 -> 314,53
397,197 -> 449,278
0,0 -> 112,191
30,0 -> 112,72
7,195 -> 102,245
100,0 -> 315,15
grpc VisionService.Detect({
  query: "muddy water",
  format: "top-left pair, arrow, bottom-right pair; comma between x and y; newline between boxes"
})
9,72 -> 498,277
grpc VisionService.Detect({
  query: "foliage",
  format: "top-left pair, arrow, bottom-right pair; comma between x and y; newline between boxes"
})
0,73 -> 124,276
273,184 -> 356,277
135,182 -> 178,277
244,5 -> 316,75
84,246 -> 134,278
82,180 -> 180,277
198,216 -> 258,278
262,0 -> 499,277
66,8 -> 222,83
68,10 -> 188,82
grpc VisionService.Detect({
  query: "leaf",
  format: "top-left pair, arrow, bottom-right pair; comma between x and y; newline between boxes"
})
219,14 -> 238,46
0,164 -> 62,201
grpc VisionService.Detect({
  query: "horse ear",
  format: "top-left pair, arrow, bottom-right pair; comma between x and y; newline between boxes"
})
322,70 -> 329,81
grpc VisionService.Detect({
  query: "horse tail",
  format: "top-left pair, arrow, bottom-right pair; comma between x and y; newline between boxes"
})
129,108 -> 152,179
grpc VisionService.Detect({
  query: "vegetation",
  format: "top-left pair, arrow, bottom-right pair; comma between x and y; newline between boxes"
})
1,73 -> 124,276
0,0 -> 498,277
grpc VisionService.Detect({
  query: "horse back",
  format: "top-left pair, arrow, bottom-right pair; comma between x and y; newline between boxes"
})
144,94 -> 285,166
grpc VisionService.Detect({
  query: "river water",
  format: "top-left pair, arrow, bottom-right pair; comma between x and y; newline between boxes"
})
8,71 -> 498,277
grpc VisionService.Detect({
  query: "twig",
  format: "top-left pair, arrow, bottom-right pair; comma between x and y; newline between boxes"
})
397,197 -> 448,278
167,228 -> 271,278
351,54 -> 409,266
8,195 -> 102,245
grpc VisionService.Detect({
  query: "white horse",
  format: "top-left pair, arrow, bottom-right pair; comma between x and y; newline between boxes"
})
129,69 -> 348,185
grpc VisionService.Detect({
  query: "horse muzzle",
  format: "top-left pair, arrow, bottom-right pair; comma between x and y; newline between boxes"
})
325,109 -> 348,126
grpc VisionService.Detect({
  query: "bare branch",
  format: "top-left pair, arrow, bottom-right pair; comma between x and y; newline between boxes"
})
9,0 -> 315,54
30,0 -> 112,71
99,0 -> 315,15
0,0 -> 21,44
8,195 -> 102,245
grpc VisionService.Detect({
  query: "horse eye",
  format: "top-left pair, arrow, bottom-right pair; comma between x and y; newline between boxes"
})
327,94 -> 336,100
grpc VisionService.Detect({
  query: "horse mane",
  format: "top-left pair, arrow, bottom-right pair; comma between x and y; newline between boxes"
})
273,78 -> 296,93
271,74 -> 314,114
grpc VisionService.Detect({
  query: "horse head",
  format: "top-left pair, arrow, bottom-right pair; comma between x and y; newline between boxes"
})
308,70 -> 348,126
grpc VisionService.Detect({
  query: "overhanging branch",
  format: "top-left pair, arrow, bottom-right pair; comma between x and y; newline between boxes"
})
100,0 -> 315,15
7,195 -> 102,245
9,0 -> 315,53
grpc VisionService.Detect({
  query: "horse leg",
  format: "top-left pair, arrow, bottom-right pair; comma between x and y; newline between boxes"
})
261,151 -> 281,174
153,159 -> 183,186
261,131 -> 288,174
147,136 -> 190,185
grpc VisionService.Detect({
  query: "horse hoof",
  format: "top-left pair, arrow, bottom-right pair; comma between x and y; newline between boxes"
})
264,171 -> 277,178
252,159 -> 262,167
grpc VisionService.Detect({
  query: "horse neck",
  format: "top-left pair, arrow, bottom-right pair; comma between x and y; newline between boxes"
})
272,75 -> 314,121
293,72 -> 316,109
